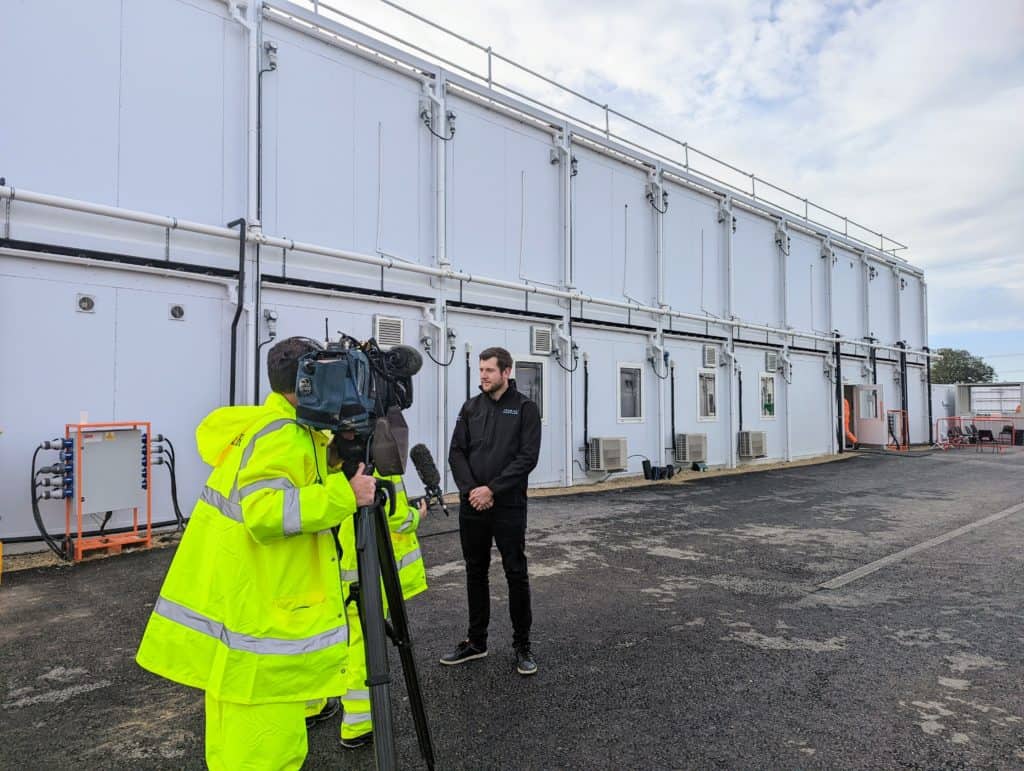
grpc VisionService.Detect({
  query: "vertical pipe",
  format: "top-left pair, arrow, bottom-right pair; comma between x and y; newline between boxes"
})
924,345 -> 934,445
669,361 -> 676,465
435,76 -> 449,269
737,369 -> 744,433
561,131 -> 574,486
899,341 -> 909,443
227,218 -> 247,406
834,332 -> 844,453
583,355 -> 590,469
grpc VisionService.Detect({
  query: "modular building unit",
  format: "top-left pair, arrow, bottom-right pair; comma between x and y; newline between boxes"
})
0,0 -> 931,543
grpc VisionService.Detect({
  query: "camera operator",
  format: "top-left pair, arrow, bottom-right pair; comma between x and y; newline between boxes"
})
441,346 -> 541,676
305,429 -> 429,749
136,337 -> 376,771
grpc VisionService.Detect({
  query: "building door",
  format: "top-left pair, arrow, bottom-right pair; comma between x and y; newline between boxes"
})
854,385 -> 886,446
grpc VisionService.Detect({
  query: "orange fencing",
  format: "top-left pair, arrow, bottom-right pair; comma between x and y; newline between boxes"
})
934,415 -> 1020,453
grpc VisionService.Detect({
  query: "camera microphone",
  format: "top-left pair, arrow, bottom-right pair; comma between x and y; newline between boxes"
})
384,345 -> 423,377
409,443 -> 449,516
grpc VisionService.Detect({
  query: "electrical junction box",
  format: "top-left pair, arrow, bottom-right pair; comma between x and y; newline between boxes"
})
75,427 -> 147,514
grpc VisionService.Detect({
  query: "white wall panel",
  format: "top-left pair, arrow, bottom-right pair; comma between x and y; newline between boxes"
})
788,353 -> 832,458
735,346 -> 784,460
786,231 -> 826,334
906,365 -> 929,444
445,98 -> 561,285
0,0 -> 122,203
119,0 -> 236,223
662,184 -> 726,317
664,338 -> 730,466
0,254 -> 229,539
901,274 -> 925,349
832,247 -> 865,339
868,260 -> 899,343
571,326 -> 660,480
445,312 -> 564,488
571,146 -> 657,306
732,212 -> 782,327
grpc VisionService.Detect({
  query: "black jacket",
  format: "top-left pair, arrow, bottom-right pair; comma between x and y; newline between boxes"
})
449,380 -> 542,505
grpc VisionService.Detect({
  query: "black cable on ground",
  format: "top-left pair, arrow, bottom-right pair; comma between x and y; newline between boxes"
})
852,447 -> 941,459
30,446 -> 68,560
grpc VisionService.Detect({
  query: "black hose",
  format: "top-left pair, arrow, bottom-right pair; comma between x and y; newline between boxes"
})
30,446 -> 68,560
738,370 -> 744,432
156,436 -> 186,529
227,217 -> 247,406
583,356 -> 590,468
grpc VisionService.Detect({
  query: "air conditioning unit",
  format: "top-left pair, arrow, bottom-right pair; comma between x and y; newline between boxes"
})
765,351 -> 779,373
674,433 -> 707,463
587,437 -> 628,471
737,430 -> 767,458
531,325 -> 553,355
702,344 -> 718,368
373,315 -> 404,349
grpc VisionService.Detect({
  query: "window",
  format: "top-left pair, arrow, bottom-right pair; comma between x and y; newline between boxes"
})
699,372 -> 717,420
618,365 -> 643,421
514,360 -> 544,420
760,373 -> 776,418
859,388 -> 878,419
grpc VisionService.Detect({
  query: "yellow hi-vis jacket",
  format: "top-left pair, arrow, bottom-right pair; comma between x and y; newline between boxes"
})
338,473 -> 427,602
136,392 -> 356,705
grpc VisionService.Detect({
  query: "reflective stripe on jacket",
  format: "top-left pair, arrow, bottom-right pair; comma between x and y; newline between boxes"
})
338,474 -> 427,602
136,392 -> 357,704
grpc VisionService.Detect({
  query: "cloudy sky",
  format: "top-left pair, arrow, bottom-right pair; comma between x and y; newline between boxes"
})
312,0 -> 1023,376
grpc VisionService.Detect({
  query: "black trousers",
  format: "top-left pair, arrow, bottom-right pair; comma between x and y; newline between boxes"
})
459,500 -> 532,649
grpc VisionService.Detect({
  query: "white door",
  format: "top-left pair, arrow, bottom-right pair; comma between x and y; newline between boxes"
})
854,385 -> 886,445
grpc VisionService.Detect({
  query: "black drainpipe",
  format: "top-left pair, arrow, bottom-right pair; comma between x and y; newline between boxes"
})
834,331 -> 844,453
898,340 -> 909,438
924,345 -> 933,445
227,218 -> 247,406
669,362 -> 677,462
737,370 -> 744,432
583,356 -> 590,469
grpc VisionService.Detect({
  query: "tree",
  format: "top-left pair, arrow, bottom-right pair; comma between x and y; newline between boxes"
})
930,348 -> 995,384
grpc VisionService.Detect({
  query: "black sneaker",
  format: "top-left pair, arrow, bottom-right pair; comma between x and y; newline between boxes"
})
439,640 -> 488,666
515,646 -> 537,676
340,732 -> 373,750
305,697 -> 340,729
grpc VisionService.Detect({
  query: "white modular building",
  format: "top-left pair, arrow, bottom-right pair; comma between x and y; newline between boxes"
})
0,0 -> 932,544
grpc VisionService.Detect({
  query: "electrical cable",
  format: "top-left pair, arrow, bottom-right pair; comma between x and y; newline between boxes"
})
423,342 -> 456,367
649,355 -> 669,380
553,348 -> 579,373
646,191 -> 668,214
30,446 -> 68,560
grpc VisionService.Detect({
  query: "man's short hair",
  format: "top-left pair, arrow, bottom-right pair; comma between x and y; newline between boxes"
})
479,346 -> 513,373
267,337 -> 321,394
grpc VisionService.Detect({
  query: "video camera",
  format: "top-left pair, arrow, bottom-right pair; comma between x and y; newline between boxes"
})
293,334 -> 422,435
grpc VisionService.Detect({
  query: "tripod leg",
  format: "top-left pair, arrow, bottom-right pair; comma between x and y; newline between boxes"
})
355,504 -> 398,770
374,506 -> 436,771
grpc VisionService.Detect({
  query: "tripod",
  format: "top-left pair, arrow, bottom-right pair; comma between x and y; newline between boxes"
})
351,475 -> 435,770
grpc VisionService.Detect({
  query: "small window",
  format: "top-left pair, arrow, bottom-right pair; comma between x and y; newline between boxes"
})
859,389 -> 878,419
699,372 -> 717,420
618,365 -> 643,421
760,373 -> 776,418
514,360 -> 544,420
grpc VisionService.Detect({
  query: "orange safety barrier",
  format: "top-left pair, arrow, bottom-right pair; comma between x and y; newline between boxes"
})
65,421 -> 153,562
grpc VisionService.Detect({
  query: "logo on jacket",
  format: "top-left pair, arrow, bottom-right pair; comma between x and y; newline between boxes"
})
502,408 -> 520,416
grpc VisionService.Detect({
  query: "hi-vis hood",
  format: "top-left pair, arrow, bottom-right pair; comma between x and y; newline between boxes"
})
195,391 -> 299,468
195,406 -> 266,468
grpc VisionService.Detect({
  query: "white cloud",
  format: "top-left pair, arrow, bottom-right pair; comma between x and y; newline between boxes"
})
313,0 -> 1024,339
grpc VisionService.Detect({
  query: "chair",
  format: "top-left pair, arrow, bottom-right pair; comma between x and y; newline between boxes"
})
998,424 -> 1013,445
976,428 -> 997,452
965,424 -> 978,444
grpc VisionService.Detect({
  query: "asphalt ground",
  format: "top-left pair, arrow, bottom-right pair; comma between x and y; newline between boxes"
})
2,448 -> 1022,770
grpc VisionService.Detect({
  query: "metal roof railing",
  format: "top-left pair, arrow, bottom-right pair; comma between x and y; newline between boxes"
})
293,0 -> 910,260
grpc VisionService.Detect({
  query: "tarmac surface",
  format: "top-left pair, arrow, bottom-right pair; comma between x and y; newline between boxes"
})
2,448 -> 1023,769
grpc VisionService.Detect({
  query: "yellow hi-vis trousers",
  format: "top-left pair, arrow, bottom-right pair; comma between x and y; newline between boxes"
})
205,692 -> 307,770
340,597 -> 373,740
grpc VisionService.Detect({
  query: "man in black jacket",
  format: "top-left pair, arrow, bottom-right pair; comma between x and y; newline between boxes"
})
441,346 -> 542,675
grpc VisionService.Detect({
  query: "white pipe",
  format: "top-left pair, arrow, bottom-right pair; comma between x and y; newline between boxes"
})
560,131 -> 574,486
0,185 -> 930,359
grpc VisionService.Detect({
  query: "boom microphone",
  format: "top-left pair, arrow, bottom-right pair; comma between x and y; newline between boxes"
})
409,443 -> 449,517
